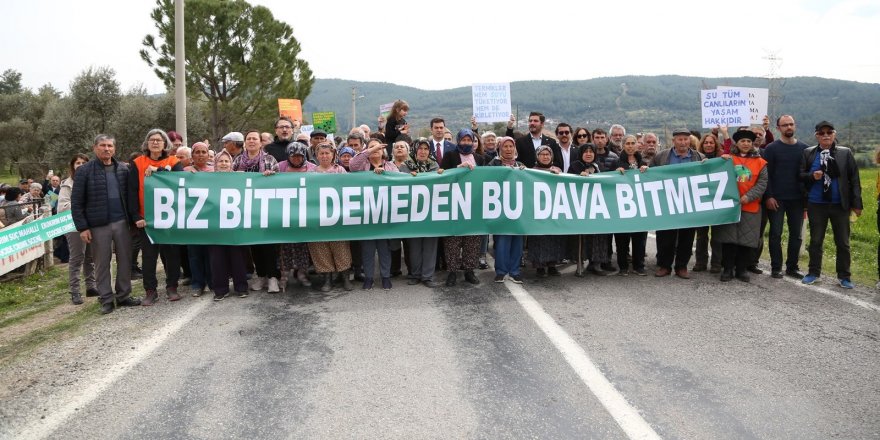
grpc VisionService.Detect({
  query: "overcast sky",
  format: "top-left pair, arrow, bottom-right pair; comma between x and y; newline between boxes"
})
3,0 -> 878,94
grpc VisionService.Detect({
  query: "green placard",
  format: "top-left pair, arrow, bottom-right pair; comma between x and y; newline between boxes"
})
312,111 -> 337,134
0,212 -> 76,258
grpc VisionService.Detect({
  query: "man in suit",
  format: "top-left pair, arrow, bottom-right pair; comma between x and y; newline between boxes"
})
800,121 -> 862,288
511,112 -> 561,168
429,118 -> 456,162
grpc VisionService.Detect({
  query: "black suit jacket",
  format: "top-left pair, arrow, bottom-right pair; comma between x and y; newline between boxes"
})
515,134 -> 562,168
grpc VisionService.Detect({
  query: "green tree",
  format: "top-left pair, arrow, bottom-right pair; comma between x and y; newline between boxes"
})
0,69 -> 23,95
69,66 -> 121,133
140,0 -> 315,140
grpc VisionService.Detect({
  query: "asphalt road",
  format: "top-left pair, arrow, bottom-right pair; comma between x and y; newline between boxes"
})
6,246 -> 880,439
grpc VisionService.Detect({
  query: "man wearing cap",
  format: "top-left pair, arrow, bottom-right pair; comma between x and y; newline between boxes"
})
800,121 -> 862,288
649,128 -> 706,279
763,115 -> 809,279
264,117 -> 296,163
308,129 -> 328,163
221,132 -> 244,159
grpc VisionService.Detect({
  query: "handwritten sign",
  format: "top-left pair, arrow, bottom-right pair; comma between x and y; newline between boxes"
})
312,112 -> 337,134
701,88 -> 750,128
472,83 -> 511,123
379,102 -> 394,118
718,86 -> 768,124
277,98 -> 303,123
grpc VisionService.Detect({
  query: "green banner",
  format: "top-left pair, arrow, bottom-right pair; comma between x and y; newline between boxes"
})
145,158 -> 741,245
0,212 -> 76,258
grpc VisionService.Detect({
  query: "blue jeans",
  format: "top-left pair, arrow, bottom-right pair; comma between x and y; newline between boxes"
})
494,235 -> 523,276
768,199 -> 804,272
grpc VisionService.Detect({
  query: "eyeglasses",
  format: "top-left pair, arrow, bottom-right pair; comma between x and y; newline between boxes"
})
576,134 -> 589,138
148,139 -> 164,143
276,125 -> 293,130
557,131 -> 571,135
817,131 -> 835,136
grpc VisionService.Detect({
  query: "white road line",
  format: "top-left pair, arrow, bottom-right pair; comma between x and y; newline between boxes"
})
504,281 -> 661,440
17,299 -> 211,440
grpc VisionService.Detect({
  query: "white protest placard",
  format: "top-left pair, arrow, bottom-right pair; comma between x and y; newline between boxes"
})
701,88 -> 751,128
379,102 -> 394,118
472,83 -> 511,123
719,86 -> 769,125
300,125 -> 314,136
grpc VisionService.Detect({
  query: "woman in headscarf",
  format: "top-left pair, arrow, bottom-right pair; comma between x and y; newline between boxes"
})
527,145 -> 565,277
277,142 -> 315,290
715,130 -> 767,282
568,144 -> 612,276
398,138 -> 443,287
307,142 -> 352,292
439,128 -> 485,286
182,142 -> 214,297
350,139 -> 400,290
611,135 -> 649,276
487,136 -> 525,283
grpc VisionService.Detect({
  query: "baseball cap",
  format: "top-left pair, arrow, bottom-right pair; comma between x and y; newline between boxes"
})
220,132 -> 244,142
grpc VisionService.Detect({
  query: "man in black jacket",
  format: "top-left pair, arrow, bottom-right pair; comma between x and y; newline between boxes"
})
263,117 -> 297,163
509,112 -> 561,168
71,135 -> 141,314
799,121 -> 863,288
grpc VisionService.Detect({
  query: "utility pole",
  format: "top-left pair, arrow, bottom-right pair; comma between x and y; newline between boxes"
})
351,87 -> 364,132
175,0 -> 187,145
764,51 -> 784,124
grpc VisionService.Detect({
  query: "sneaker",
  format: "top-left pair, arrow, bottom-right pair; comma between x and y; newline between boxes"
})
166,287 -> 181,302
238,291 -> 249,298
839,278 -> 854,289
617,270 -> 629,277
362,278 -> 374,290
510,274 -> 524,284
771,271 -> 784,279
142,290 -> 158,306
249,277 -> 266,291
267,277 -> 280,293
192,286 -> 205,297
633,268 -> 647,276
801,274 -> 819,285
180,277 -> 192,286
214,292 -> 227,301
70,292 -> 83,305
746,266 -> 763,275
494,274 -> 506,283
479,260 -> 489,270
381,277 -> 392,291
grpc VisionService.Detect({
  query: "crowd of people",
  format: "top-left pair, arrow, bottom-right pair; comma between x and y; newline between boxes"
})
3,101 -> 875,315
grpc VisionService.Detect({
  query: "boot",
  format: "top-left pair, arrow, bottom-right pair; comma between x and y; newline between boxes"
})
320,274 -> 332,292
720,268 -> 734,282
70,292 -> 83,305
342,269 -> 353,291
296,269 -> 312,287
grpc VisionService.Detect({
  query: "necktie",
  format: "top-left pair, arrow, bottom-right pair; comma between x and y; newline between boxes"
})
436,142 -> 443,161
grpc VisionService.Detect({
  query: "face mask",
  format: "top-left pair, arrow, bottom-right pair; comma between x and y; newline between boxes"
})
458,144 -> 474,154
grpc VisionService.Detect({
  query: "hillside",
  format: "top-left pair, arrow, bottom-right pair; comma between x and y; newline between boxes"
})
301,76 -> 880,148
